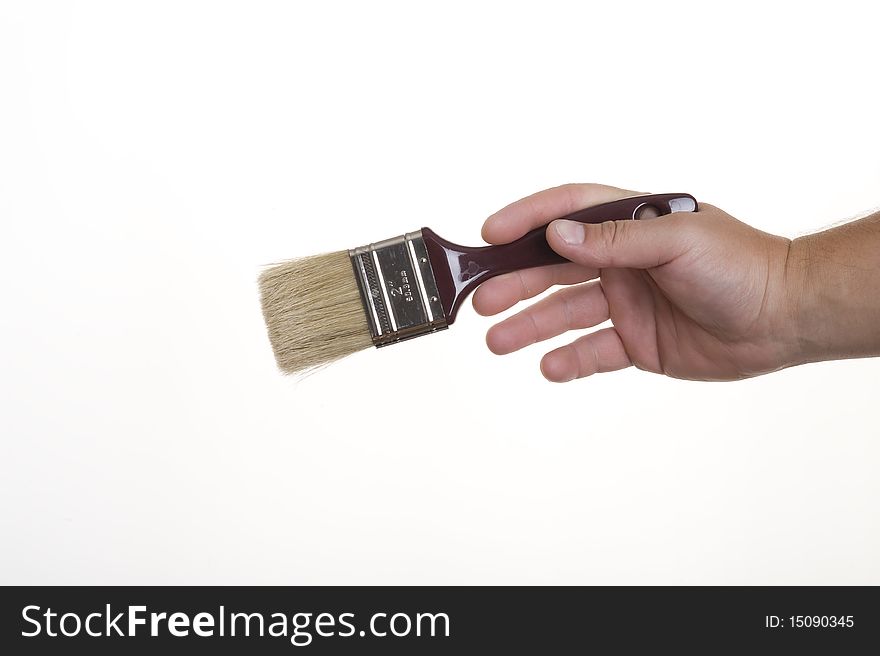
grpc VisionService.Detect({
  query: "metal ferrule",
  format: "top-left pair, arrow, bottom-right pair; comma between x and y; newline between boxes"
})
349,230 -> 448,347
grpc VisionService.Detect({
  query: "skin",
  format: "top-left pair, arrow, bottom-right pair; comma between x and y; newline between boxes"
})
473,183 -> 880,382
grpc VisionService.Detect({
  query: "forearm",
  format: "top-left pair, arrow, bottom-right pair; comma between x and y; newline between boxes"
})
785,210 -> 880,365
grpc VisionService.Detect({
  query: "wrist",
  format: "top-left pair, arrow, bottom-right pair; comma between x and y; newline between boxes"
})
782,234 -> 822,366
783,218 -> 880,366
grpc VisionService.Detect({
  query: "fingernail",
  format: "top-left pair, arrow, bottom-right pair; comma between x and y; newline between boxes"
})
554,220 -> 584,245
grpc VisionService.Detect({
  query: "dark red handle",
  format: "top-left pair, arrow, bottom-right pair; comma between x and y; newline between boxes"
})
422,193 -> 698,323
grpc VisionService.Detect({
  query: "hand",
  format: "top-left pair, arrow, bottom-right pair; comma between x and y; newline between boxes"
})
473,183 -> 798,382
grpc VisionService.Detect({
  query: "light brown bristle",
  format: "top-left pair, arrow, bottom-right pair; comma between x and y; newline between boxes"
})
258,251 -> 373,374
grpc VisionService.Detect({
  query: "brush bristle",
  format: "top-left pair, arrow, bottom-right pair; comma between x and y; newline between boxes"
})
259,251 -> 373,374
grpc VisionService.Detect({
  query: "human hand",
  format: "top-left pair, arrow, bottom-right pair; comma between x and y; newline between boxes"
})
473,184 -> 798,382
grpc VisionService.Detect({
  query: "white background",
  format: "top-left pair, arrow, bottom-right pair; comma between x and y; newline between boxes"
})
1,1 -> 878,585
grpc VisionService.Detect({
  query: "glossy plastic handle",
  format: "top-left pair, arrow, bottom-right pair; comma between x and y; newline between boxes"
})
422,193 -> 698,323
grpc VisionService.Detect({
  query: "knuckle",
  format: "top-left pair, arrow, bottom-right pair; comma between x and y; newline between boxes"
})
559,182 -> 599,214
561,184 -> 584,212
516,271 -> 531,299
596,220 -> 628,264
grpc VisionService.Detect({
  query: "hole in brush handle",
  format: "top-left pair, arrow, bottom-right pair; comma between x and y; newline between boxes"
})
422,193 -> 697,323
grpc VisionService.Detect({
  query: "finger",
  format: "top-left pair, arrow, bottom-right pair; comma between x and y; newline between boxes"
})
546,212 -> 695,270
472,262 -> 597,316
540,327 -> 632,382
482,183 -> 642,245
486,281 -> 609,355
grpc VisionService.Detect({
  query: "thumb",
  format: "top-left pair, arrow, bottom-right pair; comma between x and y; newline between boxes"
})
546,215 -> 693,269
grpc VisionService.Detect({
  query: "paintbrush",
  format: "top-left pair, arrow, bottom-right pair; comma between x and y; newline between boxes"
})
259,193 -> 698,373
